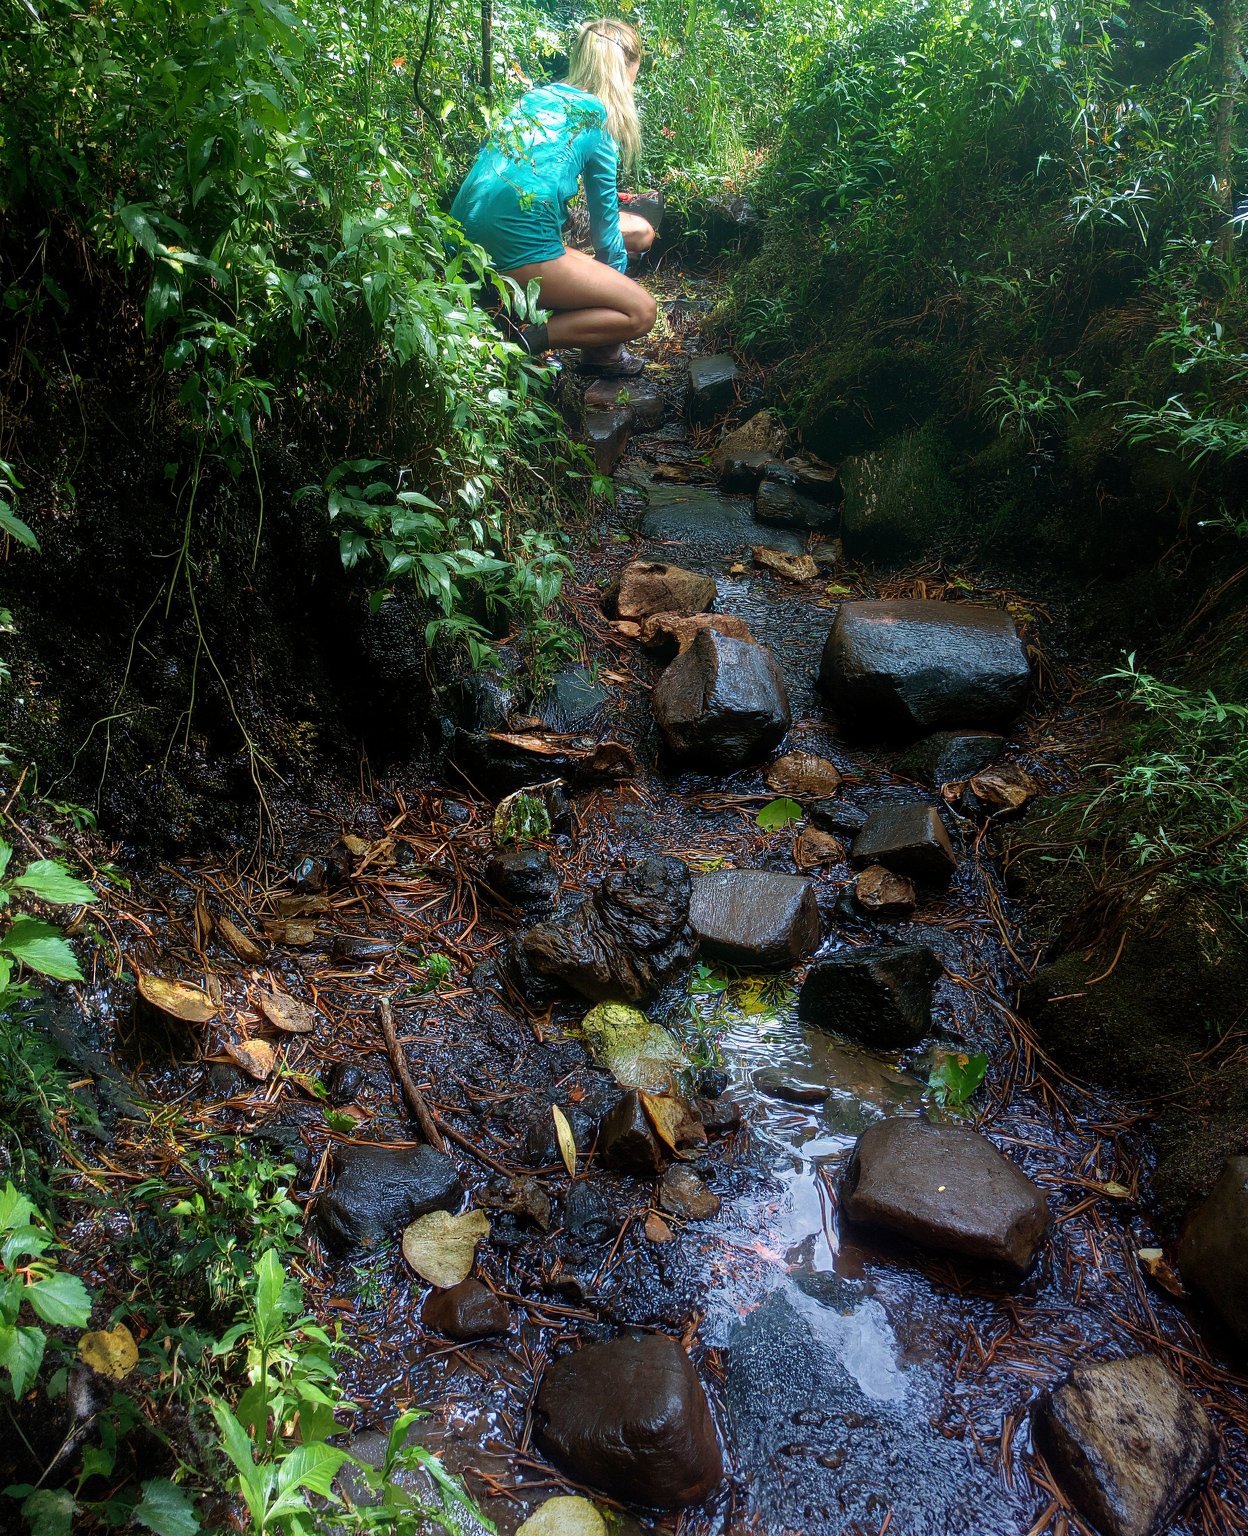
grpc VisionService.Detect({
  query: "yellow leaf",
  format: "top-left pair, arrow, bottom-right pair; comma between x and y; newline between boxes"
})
401,1208 -> 491,1288
256,988 -> 319,1034
136,973 -> 219,1025
1098,1180 -> 1131,1199
225,1038 -> 276,1081
78,1323 -> 138,1380
639,1091 -> 706,1153
516,1496 -> 608,1536
552,1104 -> 577,1178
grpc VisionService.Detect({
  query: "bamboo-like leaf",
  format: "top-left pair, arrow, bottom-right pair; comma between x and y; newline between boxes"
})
552,1104 -> 576,1178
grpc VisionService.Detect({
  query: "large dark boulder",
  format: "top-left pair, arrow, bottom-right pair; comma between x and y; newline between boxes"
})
895,730 -> 1004,787
653,629 -> 791,769
312,1144 -> 463,1251
515,856 -> 695,1004
1035,1355 -> 1216,1536
842,1117 -> 1051,1274
819,600 -> 1031,735
797,944 -> 942,1050
755,475 -> 839,533
689,869 -> 820,967
687,354 -> 739,427
850,804 -> 957,885
1176,1156 -> 1248,1350
535,1335 -> 724,1506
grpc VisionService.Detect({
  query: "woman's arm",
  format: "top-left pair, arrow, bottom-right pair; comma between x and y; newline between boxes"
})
581,125 -> 628,273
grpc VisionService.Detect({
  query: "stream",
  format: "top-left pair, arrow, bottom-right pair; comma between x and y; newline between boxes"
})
76,267 -> 1248,1536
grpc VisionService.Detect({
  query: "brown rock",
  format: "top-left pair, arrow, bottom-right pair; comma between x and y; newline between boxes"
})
644,1212 -> 675,1243
764,751 -> 842,798
658,1166 -> 721,1221
1036,1355 -> 1216,1536
752,545 -> 818,583
600,1091 -> 667,1176
850,803 -> 957,885
422,1279 -> 510,1340
616,560 -> 716,621
535,1336 -> 724,1506
652,630 -> 791,769
1176,1155 -> 1248,1349
710,409 -> 786,476
855,864 -> 917,916
793,826 -> 845,870
638,611 -> 755,656
968,760 -> 1039,813
689,868 -> 820,966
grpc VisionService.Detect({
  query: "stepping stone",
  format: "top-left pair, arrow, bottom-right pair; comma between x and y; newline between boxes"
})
819,599 -> 1032,734
585,410 -> 631,474
756,475 -> 840,533
687,353 -> 739,427
753,1067 -> 829,1105
653,629 -> 791,769
659,1165 -> 721,1220
710,409 -> 786,475
798,944 -> 942,1050
764,751 -> 841,799
841,1116 -> 1051,1273
855,864 -> 916,917
850,804 -> 957,885
638,482 -> 805,555
1176,1155 -> 1248,1349
639,611 -> 755,656
583,374 -> 666,430
718,449 -> 781,491
785,454 -> 840,503
535,1335 -> 724,1506
809,799 -> 868,838
422,1278 -> 510,1340
615,559 -> 716,621
689,869 -> 820,966
313,1144 -> 463,1251
1035,1355 -> 1216,1536
896,729 -> 1004,786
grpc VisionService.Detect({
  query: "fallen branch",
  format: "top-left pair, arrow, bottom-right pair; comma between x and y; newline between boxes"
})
377,997 -> 447,1154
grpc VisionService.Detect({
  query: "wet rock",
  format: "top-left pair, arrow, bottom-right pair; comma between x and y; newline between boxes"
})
754,1068 -> 829,1105
206,1062 -> 248,1097
313,1144 -> 463,1251
687,354 -> 739,428
896,730 -> 1004,787
689,869 -> 820,966
855,865 -> 917,917
615,560 -> 717,621
809,799 -> 868,838
718,449 -> 781,492
515,857 -> 695,1004
486,847 -> 561,910
327,1061 -> 366,1104
793,826 -> 845,871
585,410 -> 631,475
764,751 -> 842,799
695,1065 -> 729,1098
850,804 -> 957,885
522,1100 -> 596,1166
293,855 -> 329,893
786,454 -> 841,503
599,1091 -> 666,1176
653,630 -> 791,769
562,1181 -> 616,1245
537,666 -> 610,734
1176,1156 -> 1248,1349
439,671 -> 515,734
798,944 -> 943,1050
535,1335 -> 724,1506
659,1166 -> 721,1221
1035,1355 -> 1216,1536
819,600 -> 1032,735
752,545 -> 818,582
696,1095 -> 742,1134
638,611 -> 755,656
756,476 -> 839,533
710,409 -> 786,477
449,729 -> 632,798
331,935 -> 393,962
422,1278 -> 511,1341
842,1117 -> 1050,1273
584,375 -> 665,431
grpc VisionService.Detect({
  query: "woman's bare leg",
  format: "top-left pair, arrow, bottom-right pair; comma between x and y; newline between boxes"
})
503,249 -> 657,348
619,210 -> 656,254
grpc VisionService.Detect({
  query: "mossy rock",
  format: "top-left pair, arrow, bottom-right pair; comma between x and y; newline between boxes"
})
838,426 -> 966,570
797,342 -> 957,462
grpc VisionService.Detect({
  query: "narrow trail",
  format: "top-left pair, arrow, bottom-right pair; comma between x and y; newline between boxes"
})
89,265 -> 1248,1536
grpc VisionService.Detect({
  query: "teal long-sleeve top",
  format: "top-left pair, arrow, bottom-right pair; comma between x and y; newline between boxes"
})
450,82 -> 628,274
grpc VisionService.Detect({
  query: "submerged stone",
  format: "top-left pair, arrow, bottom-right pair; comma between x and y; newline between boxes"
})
842,1116 -> 1050,1274
535,1335 -> 724,1506
819,599 -> 1031,735
896,730 -> 1004,787
1035,1355 -> 1216,1536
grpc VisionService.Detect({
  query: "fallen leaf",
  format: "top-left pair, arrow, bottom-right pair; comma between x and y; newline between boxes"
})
136,974 -> 219,1025
78,1323 -> 139,1380
580,1002 -> 686,1092
401,1208 -> 491,1289
340,833 -> 372,858
516,1496 -> 608,1536
225,1038 -> 276,1081
1138,1247 -> 1186,1297
652,463 -> 689,483
217,914 -> 265,965
644,1212 -> 674,1243
275,894 -> 332,918
1096,1180 -> 1132,1199
262,919 -> 319,947
257,988 -> 319,1034
193,890 -> 213,951
969,762 -> 1039,813
639,1090 -> 707,1153
552,1104 -> 577,1178
793,826 -> 845,871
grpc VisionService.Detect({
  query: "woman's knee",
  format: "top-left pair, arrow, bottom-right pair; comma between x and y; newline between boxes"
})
623,219 -> 655,255
629,288 -> 658,337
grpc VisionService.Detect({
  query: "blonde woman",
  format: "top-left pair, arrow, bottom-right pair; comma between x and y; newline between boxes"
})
451,19 -> 657,375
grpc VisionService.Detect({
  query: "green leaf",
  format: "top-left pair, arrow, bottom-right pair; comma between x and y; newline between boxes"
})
756,797 -> 803,830
27,1270 -> 92,1328
20,1489 -> 75,1536
0,1322 -> 46,1398
274,1441 -> 351,1499
0,916 -> 82,981
11,860 -> 96,906
0,504 -> 39,552
133,1478 -> 201,1536
210,1399 -> 258,1480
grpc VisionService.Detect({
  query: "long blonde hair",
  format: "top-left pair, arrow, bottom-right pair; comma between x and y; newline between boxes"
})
566,18 -> 642,169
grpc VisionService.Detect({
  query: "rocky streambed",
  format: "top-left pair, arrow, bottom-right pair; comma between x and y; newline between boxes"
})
60,275 -> 1248,1536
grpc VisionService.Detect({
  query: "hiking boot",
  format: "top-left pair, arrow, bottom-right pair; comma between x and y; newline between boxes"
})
577,345 -> 646,377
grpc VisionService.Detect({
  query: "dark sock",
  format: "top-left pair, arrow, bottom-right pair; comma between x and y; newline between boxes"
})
520,322 -> 550,356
